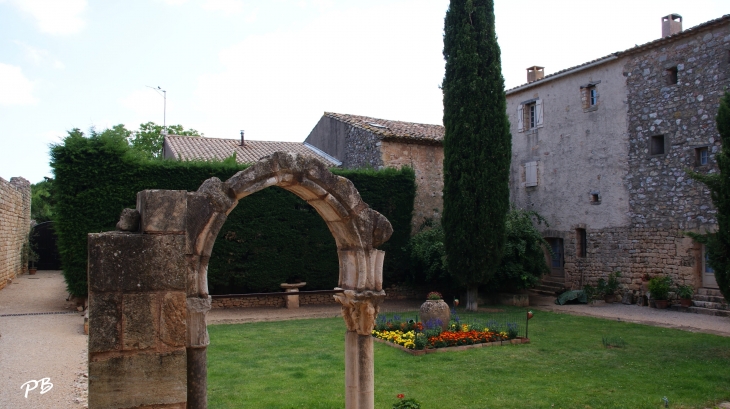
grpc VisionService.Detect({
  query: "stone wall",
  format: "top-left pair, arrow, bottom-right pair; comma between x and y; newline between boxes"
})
344,126 -> 384,169
381,140 -> 444,232
210,286 -> 422,309
557,224 -> 700,291
624,22 -> 729,231
0,177 -> 31,291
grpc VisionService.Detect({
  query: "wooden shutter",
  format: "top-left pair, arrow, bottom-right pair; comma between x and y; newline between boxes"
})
536,99 -> 544,128
525,161 -> 537,187
517,105 -> 523,133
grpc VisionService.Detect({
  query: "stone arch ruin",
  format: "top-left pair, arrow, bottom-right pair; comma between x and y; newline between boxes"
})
87,152 -> 392,409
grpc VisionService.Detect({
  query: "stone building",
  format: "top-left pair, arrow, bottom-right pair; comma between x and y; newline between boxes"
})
304,112 -> 444,231
507,14 -> 729,306
0,176 -> 31,290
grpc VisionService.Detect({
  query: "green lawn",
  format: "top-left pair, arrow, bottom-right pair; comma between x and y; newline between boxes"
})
207,309 -> 730,409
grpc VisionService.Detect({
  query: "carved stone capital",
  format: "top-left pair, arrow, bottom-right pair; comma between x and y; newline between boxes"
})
334,289 -> 385,335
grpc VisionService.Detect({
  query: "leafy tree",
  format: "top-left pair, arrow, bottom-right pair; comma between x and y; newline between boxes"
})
128,122 -> 202,159
407,225 -> 451,290
31,178 -> 55,223
492,208 -> 550,292
441,0 -> 512,310
688,92 -> 730,302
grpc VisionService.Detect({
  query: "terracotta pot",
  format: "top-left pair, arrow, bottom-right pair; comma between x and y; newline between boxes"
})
654,299 -> 669,309
679,298 -> 692,307
419,300 -> 450,331
604,294 -> 616,304
29,268 -> 37,275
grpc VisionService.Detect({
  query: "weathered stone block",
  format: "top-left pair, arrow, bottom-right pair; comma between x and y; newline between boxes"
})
88,233 -> 186,292
122,293 -> 157,351
116,208 -> 140,232
186,296 -> 211,347
89,292 -> 122,353
161,292 -> 187,347
137,190 -> 187,233
88,349 -> 187,409
186,192 -> 228,257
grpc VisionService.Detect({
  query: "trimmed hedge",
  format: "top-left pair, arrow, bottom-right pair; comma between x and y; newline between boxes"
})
51,131 -> 414,297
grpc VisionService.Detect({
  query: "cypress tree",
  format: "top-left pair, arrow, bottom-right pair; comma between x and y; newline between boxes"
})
441,0 -> 512,310
689,92 -> 730,302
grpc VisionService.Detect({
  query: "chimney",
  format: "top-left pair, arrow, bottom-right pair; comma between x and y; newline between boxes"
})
662,14 -> 682,38
240,130 -> 245,146
526,66 -> 544,83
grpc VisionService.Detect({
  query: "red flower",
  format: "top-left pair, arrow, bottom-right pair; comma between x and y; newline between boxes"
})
397,394 -> 405,399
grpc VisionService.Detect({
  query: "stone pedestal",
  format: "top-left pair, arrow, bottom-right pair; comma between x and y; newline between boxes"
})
281,282 -> 307,309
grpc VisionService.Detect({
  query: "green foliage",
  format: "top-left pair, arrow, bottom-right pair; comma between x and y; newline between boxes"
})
50,127 -> 414,297
392,398 -> 422,409
406,208 -> 550,293
601,336 -> 626,349
441,0 -> 512,304
491,208 -> 550,292
676,284 -> 694,299
647,276 -> 672,300
129,121 -> 202,159
597,271 -> 622,297
31,178 -> 55,223
407,225 -> 450,288
687,92 -> 730,302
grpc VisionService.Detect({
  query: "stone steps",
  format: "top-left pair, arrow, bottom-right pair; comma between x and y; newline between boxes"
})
698,288 -> 723,297
687,306 -> 730,317
668,288 -> 729,317
692,300 -> 729,310
693,294 -> 726,303
530,278 -> 567,296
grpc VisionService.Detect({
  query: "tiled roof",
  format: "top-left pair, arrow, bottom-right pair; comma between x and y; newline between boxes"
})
506,14 -> 730,93
164,136 -> 340,167
324,112 -> 444,144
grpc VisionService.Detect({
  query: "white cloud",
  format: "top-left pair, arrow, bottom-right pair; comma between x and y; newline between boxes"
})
11,0 -> 87,35
202,0 -> 243,13
13,41 -> 65,69
0,63 -> 37,106
157,0 -> 188,5
191,1 -> 446,141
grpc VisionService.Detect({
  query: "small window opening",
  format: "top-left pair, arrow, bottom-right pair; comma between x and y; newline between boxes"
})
696,147 -> 709,166
704,246 -> 715,273
523,102 -> 537,130
576,228 -> 587,258
589,88 -> 597,106
666,66 -> 678,85
650,135 -> 665,155
591,193 -> 600,203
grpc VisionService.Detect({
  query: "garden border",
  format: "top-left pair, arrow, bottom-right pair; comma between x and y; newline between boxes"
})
373,336 -> 530,356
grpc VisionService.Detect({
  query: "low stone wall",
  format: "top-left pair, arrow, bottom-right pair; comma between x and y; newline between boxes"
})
0,177 -> 31,291
211,285 -> 422,309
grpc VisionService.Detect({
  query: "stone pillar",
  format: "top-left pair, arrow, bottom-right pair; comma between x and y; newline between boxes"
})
87,232 -> 188,409
334,289 -> 384,409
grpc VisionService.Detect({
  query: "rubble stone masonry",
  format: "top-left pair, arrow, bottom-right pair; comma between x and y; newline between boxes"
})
0,177 -> 31,291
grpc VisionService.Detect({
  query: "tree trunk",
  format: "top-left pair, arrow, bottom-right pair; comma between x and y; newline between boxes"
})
465,285 -> 479,311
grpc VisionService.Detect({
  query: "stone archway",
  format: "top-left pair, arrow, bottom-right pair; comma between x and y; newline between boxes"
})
87,152 -> 392,409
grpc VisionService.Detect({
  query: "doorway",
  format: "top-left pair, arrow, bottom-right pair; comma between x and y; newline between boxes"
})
702,245 -> 719,288
545,238 -> 564,278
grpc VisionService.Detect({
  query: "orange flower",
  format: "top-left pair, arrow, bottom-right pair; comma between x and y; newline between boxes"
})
397,394 -> 405,399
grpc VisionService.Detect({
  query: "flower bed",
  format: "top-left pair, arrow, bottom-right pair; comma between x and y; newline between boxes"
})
372,312 -> 529,355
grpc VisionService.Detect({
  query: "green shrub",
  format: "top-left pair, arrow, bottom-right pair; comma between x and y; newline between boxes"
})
51,129 -> 415,297
648,276 -> 672,300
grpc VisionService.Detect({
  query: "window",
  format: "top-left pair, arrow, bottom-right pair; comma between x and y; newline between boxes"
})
525,161 -> 537,187
580,81 -> 600,111
517,99 -> 543,132
704,246 -> 715,273
590,191 -> 601,204
666,66 -> 678,85
696,147 -> 709,166
576,228 -> 587,258
650,135 -> 665,155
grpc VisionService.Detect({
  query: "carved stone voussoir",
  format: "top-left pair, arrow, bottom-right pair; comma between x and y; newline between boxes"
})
334,289 -> 385,335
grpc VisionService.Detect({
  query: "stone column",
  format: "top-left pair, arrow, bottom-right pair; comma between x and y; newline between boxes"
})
334,289 -> 384,409
280,282 -> 307,308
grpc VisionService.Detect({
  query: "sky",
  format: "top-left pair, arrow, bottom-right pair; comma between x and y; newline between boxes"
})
1,0 -> 729,184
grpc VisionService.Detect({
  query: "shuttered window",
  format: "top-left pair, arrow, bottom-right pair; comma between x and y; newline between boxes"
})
525,161 -> 537,187
518,99 -> 543,132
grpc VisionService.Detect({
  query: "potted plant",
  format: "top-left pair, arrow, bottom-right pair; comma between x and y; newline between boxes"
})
418,291 -> 450,331
598,271 -> 622,303
676,284 -> 694,307
647,276 -> 672,309
28,247 -> 39,275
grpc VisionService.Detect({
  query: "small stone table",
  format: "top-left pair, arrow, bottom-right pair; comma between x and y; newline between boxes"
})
280,282 -> 307,309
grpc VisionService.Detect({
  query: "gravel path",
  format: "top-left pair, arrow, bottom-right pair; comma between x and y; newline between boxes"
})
529,294 -> 730,337
0,271 -> 87,409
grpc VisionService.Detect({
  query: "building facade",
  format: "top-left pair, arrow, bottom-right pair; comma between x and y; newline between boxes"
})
507,14 -> 729,294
